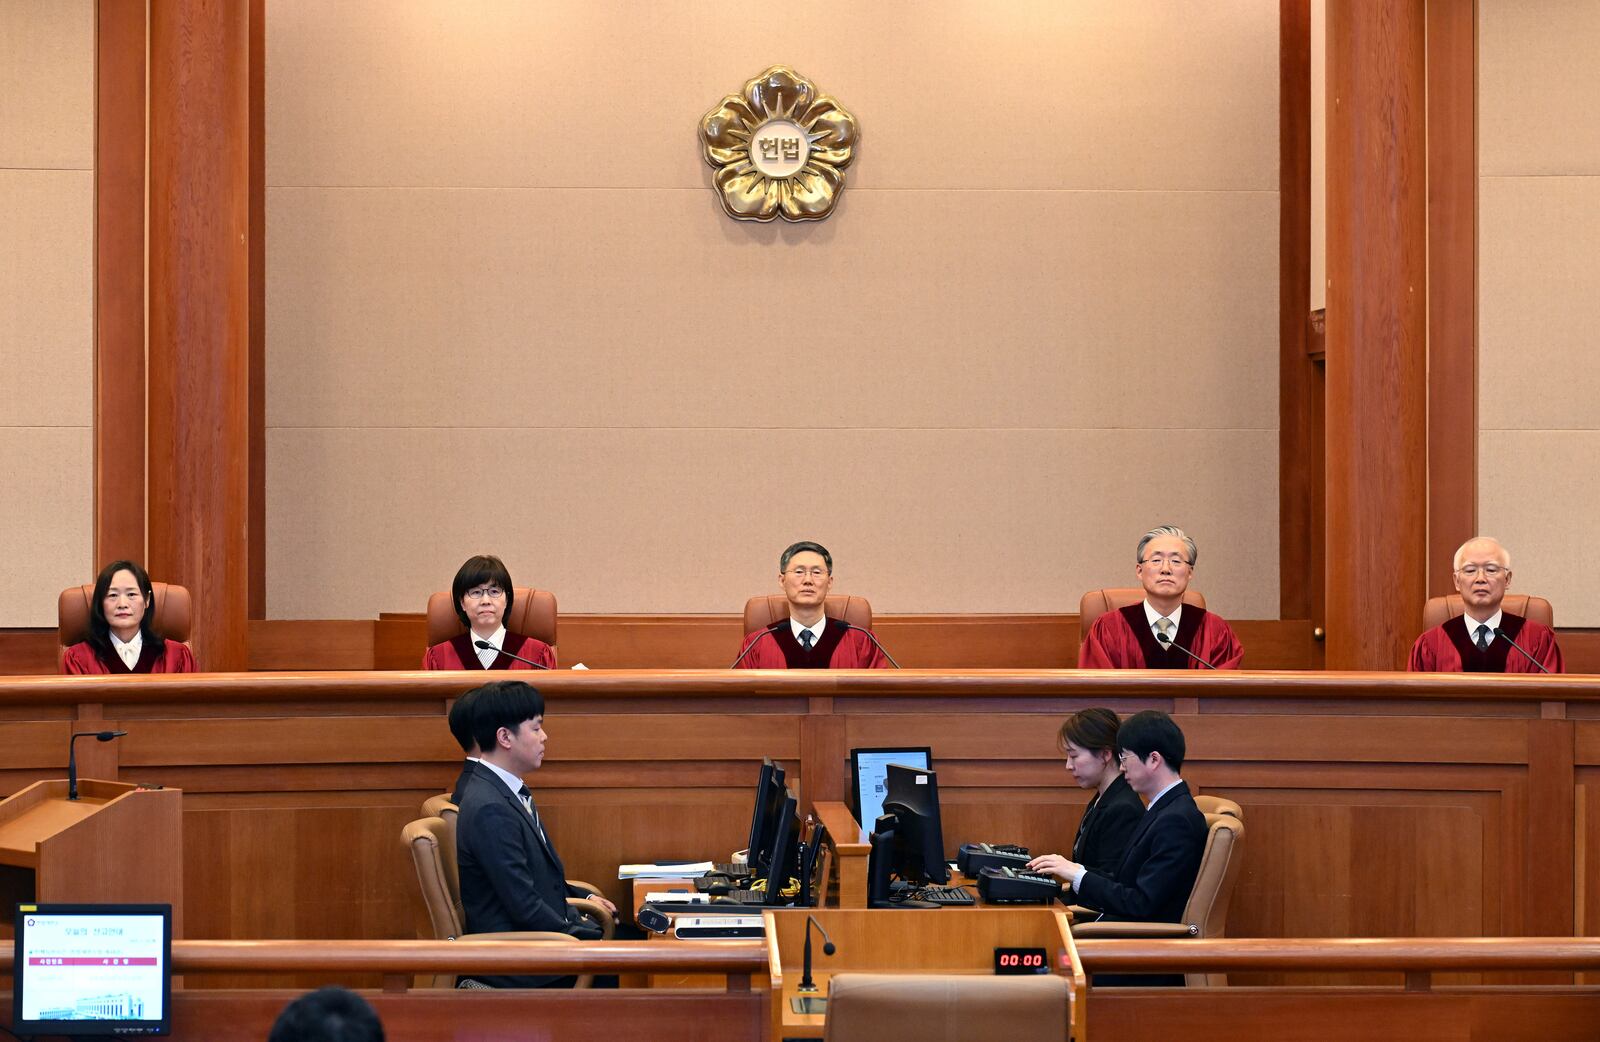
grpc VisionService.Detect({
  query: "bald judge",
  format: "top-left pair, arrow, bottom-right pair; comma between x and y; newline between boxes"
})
1078,526 -> 1244,670
1408,537 -> 1564,673
732,541 -> 890,669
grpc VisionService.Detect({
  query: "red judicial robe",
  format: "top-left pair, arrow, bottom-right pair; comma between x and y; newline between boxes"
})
1078,603 -> 1244,670
1407,613 -> 1564,673
62,640 -> 196,675
422,631 -> 556,671
733,619 -> 889,669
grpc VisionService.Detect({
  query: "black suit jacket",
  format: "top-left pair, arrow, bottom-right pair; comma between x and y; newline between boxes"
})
1071,774 -> 1144,879
456,762 -> 584,987
449,758 -> 474,805
1074,779 -> 1206,923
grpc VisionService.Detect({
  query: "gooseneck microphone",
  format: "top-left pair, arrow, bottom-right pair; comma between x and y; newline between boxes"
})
1155,630 -> 1217,669
836,621 -> 902,669
729,621 -> 785,669
473,639 -> 551,670
1494,627 -> 1554,675
798,914 -> 836,992
68,730 -> 128,801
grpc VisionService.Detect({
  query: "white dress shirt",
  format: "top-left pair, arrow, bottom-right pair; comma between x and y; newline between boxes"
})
790,616 -> 826,648
1142,601 -> 1183,641
473,625 -> 509,668
1463,609 -> 1503,648
110,631 -> 142,670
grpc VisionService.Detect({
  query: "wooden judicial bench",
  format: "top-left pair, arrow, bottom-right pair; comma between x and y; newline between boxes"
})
1,668 -> 1599,999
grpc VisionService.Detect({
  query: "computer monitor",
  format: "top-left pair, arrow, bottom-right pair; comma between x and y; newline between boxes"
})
761,794 -> 801,906
747,760 -> 788,874
799,820 -> 830,907
865,764 -> 950,905
14,903 -> 172,1037
850,747 -> 932,835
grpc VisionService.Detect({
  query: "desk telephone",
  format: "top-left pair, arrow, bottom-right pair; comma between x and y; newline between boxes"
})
976,865 -> 1060,904
956,842 -> 1031,874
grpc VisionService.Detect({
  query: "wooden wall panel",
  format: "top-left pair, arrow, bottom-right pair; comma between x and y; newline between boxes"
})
1279,0 -> 1316,621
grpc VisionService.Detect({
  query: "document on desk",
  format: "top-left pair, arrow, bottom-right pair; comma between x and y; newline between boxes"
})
618,861 -> 716,879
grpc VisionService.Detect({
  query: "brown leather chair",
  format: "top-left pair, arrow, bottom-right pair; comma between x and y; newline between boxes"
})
1071,811 -> 1245,987
425,588 -> 558,648
1077,587 -> 1206,635
416,794 -> 613,935
58,582 -> 193,664
743,594 -> 873,634
1422,593 -> 1553,630
1193,795 -> 1243,820
821,972 -> 1071,1042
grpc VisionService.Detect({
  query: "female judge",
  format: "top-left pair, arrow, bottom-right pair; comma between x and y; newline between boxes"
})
62,561 -> 196,674
422,555 -> 556,670
1029,708 -> 1143,880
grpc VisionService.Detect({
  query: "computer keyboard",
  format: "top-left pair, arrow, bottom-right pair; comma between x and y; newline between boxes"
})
904,885 -> 975,906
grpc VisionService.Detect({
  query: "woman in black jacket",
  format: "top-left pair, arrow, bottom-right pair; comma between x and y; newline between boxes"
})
1053,708 -> 1143,878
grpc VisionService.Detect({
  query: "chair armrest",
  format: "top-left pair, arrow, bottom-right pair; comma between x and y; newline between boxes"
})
565,878 -> 604,898
568,897 -> 616,939
1070,920 -> 1196,939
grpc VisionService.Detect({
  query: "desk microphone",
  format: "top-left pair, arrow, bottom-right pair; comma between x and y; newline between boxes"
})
836,621 -> 902,669
68,730 -> 127,801
729,621 -> 785,669
1494,627 -> 1553,674
473,640 -> 550,670
1155,630 -> 1217,669
798,914 -> 836,992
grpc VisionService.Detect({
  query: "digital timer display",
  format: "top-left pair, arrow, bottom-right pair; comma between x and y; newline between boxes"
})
993,946 -> 1050,975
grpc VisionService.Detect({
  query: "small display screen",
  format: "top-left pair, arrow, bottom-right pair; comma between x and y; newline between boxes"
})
15,904 -> 172,1036
850,747 -> 932,832
993,946 -> 1050,975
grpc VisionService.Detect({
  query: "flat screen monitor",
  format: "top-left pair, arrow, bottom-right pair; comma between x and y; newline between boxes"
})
748,760 -> 788,873
850,747 -> 932,836
14,903 -> 172,1037
761,794 -> 801,906
881,762 -> 949,885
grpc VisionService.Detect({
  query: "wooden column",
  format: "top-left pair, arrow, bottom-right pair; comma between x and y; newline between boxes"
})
1324,0 -> 1428,669
147,0 -> 252,671
1425,0 -> 1478,596
93,0 -> 149,566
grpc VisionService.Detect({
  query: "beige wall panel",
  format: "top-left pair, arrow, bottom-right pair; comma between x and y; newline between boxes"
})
0,427 -> 91,626
1479,175 -> 1600,430
1479,431 -> 1600,627
266,0 -> 1278,192
266,427 -> 1278,620
0,170 -> 94,427
267,187 -> 1278,431
0,0 -> 94,170
1479,0 -> 1600,175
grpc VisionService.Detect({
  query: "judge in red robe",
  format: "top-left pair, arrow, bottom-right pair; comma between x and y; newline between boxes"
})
1408,537 -> 1564,673
423,555 -> 556,671
733,541 -> 891,669
62,560 -> 197,674
1078,526 -> 1244,670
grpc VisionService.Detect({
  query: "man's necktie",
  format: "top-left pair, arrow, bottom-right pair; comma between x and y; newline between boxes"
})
1475,624 -> 1491,651
799,629 -> 815,650
1156,618 -> 1175,643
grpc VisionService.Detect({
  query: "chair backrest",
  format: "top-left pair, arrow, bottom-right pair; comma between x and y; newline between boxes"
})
743,594 -> 873,635
421,793 -> 456,820
1180,812 -> 1246,987
403,816 -> 465,941
1077,587 -> 1206,635
1422,593 -> 1553,630
58,582 -> 193,647
426,588 -> 558,647
822,973 -> 1070,1042
1193,795 -> 1243,820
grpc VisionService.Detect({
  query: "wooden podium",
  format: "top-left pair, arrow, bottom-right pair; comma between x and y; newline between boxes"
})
0,779 -> 183,935
763,907 -> 1085,1041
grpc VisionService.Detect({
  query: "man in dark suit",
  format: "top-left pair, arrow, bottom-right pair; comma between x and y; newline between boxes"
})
446,686 -> 481,805
455,680 -> 618,988
1029,710 -> 1206,921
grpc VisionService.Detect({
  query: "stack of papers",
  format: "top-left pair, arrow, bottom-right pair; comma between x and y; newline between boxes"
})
617,861 -> 716,880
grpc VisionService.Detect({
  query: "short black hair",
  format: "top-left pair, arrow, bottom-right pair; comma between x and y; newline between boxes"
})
451,555 -> 515,628
86,559 -> 167,661
267,987 -> 384,1042
1115,710 -> 1187,773
447,687 -> 481,754
1058,707 -> 1120,756
779,541 -> 832,573
469,680 -> 545,754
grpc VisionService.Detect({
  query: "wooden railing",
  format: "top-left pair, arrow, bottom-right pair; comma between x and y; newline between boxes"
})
1076,937 -> 1600,976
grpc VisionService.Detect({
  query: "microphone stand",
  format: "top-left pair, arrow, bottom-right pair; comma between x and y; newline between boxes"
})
1155,631 -> 1217,669
472,639 -> 550,669
728,622 -> 784,669
838,621 -> 902,669
68,730 -> 129,801
798,914 -> 836,994
1494,627 -> 1554,674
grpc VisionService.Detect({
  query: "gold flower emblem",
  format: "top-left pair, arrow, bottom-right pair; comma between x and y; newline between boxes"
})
699,66 -> 859,223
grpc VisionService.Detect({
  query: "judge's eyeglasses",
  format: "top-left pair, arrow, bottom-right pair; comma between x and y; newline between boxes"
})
1456,564 -> 1505,578
465,586 -> 505,601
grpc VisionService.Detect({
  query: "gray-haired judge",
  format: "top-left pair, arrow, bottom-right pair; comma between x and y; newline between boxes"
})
1078,525 -> 1244,669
